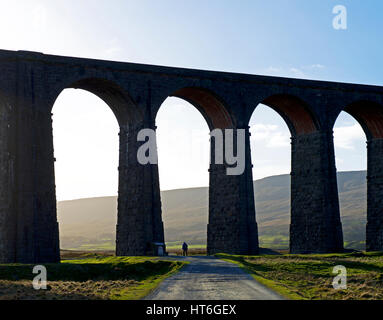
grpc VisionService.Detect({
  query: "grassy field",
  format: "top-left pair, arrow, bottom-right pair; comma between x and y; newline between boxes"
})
0,254 -> 185,300
217,251 -> 383,300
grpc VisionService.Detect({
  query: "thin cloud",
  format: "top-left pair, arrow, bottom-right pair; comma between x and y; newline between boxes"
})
103,38 -> 123,59
265,66 -> 282,75
264,64 -> 325,78
32,4 -> 48,30
304,64 -> 325,69
334,123 -> 365,150
250,124 -> 290,148
264,66 -> 305,78
267,134 -> 290,148
289,67 -> 305,78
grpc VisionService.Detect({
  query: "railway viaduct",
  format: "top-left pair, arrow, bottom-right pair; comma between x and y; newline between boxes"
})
0,49 -> 382,263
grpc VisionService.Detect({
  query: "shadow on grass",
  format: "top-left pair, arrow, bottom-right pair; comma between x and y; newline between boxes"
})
0,281 -> 101,300
0,260 -> 182,282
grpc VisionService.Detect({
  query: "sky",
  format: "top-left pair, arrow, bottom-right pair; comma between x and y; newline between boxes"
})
0,0 -> 381,200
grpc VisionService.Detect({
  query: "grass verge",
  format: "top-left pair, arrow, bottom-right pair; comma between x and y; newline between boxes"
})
216,251 -> 383,300
0,254 -> 185,300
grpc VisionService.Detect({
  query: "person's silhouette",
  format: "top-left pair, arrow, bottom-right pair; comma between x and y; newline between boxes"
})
182,242 -> 188,256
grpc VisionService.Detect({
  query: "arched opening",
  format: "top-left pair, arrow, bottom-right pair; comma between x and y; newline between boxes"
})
334,111 -> 367,251
248,94 -> 318,252
52,88 -> 120,253
249,105 -> 291,251
155,87 -> 233,255
333,101 -> 383,251
156,97 -> 210,254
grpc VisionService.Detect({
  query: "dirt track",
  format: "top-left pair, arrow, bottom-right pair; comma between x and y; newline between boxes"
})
145,256 -> 284,300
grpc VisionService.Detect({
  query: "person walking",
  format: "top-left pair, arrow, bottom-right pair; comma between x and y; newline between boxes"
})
182,242 -> 188,256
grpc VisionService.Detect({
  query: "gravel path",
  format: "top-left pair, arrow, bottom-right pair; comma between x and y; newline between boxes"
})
145,255 -> 284,300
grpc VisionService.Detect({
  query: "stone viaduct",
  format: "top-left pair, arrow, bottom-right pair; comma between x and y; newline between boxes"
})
0,49 -> 383,263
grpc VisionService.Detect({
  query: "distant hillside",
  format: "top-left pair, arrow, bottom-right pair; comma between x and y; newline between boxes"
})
57,170 -> 367,251
254,171 -> 367,250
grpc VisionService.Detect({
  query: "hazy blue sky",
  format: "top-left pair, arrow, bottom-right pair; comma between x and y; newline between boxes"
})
1,0 -> 381,199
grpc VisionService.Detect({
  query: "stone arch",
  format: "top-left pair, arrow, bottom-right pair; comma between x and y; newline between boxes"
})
247,94 -> 339,253
333,100 -> 383,252
155,87 -> 234,130
332,105 -> 368,251
154,86 -> 239,254
337,100 -> 383,140
50,77 -> 141,256
51,77 -> 142,127
250,94 -> 319,136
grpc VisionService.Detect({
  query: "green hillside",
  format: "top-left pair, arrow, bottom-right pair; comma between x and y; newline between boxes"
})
57,171 -> 367,251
